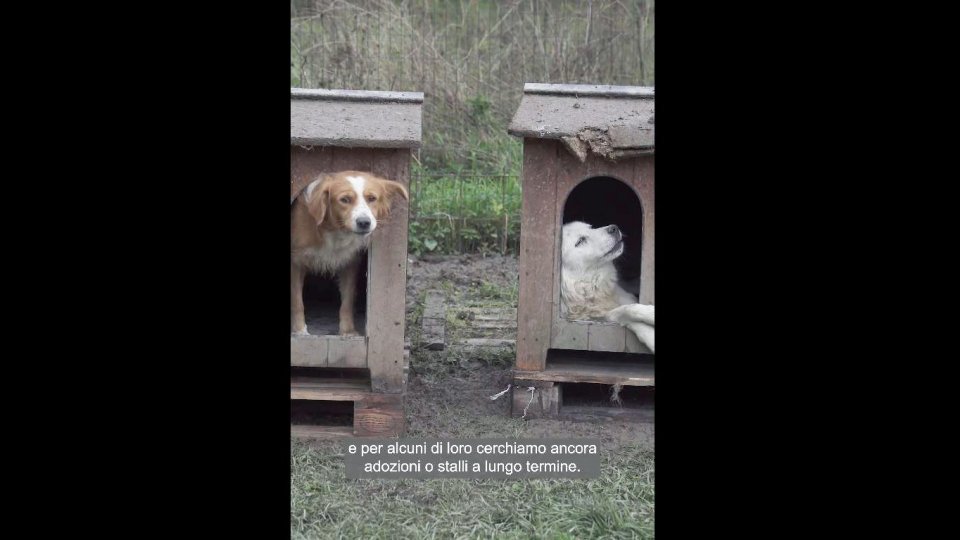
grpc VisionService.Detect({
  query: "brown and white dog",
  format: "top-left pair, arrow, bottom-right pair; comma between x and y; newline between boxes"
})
291,171 -> 408,336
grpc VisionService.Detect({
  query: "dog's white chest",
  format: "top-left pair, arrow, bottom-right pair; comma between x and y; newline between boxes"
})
294,232 -> 369,274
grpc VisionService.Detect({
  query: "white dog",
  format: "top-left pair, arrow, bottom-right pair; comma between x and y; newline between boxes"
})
560,221 -> 655,352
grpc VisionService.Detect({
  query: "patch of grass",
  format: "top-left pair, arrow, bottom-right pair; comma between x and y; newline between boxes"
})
444,306 -> 471,332
291,441 -> 654,539
429,277 -> 517,310
465,279 -> 519,306
456,343 -> 515,369
411,348 -> 460,378
406,290 -> 428,349
408,172 -> 522,257
437,279 -> 460,297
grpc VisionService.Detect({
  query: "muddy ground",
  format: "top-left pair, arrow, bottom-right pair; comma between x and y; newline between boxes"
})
401,253 -> 654,446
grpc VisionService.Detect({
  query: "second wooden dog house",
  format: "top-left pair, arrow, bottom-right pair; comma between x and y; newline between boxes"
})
506,83 -> 655,419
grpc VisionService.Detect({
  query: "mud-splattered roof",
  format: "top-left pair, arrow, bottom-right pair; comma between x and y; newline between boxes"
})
508,83 -> 654,161
291,88 -> 423,148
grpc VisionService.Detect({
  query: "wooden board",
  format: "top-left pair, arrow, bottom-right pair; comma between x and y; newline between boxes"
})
508,87 -> 655,144
459,307 -> 517,320
290,376 -> 371,401
510,380 -> 560,419
291,90 -> 423,148
559,406 -> 654,423
458,338 -> 515,347
363,148 -> 409,393
551,317 -> 588,349
291,145 -> 334,203
522,83 -> 654,98
420,290 -> 446,350
326,336 -> 367,368
354,393 -> 405,437
304,306 -> 367,337
471,320 -> 516,329
552,319 -> 651,354
291,335 -> 366,368
509,375 -> 654,421
514,358 -> 654,386
625,325 -> 653,353
291,425 -> 355,439
291,88 -> 423,103
515,139 -> 559,371
587,323 -> 627,352
636,156 -> 655,305
291,336 -> 329,367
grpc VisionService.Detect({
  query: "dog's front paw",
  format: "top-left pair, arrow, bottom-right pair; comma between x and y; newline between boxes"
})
292,328 -> 310,337
605,305 -> 629,323
605,304 -> 655,326
339,330 -> 359,337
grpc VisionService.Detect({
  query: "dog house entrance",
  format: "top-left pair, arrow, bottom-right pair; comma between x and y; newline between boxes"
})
551,176 -> 651,354
302,252 -> 369,336
562,176 -> 643,309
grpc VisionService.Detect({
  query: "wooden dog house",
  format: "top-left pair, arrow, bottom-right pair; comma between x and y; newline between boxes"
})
507,83 -> 655,419
290,88 -> 422,437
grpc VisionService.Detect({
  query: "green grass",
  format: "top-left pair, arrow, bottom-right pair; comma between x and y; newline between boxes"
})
291,272 -> 654,538
466,280 -> 518,306
408,92 -> 524,257
291,440 -> 654,539
409,170 -> 522,257
435,278 -> 519,310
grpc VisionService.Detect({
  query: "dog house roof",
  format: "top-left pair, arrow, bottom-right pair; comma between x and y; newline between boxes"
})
291,88 -> 423,148
508,83 -> 654,161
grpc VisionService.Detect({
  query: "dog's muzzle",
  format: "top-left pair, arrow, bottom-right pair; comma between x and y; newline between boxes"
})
602,238 -> 624,259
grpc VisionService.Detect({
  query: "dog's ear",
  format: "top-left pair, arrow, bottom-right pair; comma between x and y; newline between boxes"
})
371,177 -> 409,220
381,178 -> 409,206
303,176 -> 330,225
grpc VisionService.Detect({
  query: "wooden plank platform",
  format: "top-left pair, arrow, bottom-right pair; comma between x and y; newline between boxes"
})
551,319 -> 652,354
290,376 -> 371,401
510,378 -> 654,421
514,357 -> 654,386
559,406 -> 654,423
291,335 -> 367,368
305,309 -> 368,337
291,375 -> 405,438
290,425 -> 355,439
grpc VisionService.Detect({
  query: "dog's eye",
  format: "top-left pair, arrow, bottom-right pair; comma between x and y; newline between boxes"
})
575,236 -> 587,247
366,195 -> 377,202
340,196 -> 351,204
